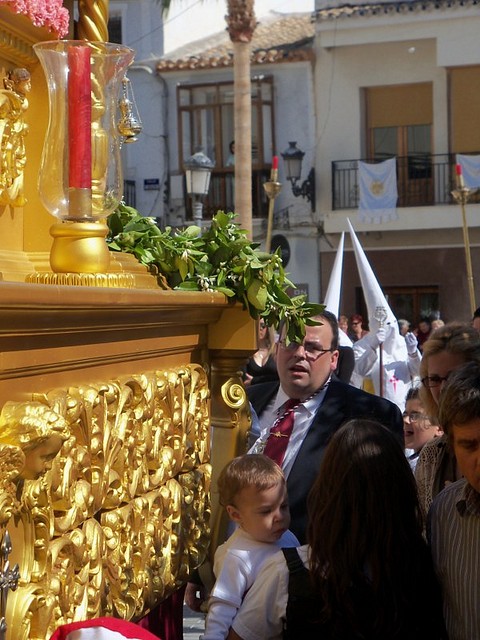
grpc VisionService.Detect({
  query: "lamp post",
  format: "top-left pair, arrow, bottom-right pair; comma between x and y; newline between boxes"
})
184,149 -> 214,228
281,141 -> 315,210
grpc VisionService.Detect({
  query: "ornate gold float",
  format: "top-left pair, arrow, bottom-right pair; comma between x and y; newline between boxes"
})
0,4 -> 256,638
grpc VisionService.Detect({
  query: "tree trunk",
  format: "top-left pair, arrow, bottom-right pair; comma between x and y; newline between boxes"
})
226,0 -> 256,239
233,41 -> 252,237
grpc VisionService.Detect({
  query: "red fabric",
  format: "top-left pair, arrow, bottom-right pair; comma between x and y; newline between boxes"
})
49,617 -> 160,640
137,586 -> 186,640
263,399 -> 298,465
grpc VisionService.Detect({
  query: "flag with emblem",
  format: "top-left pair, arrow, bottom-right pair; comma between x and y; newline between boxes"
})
456,154 -> 480,189
358,158 -> 398,223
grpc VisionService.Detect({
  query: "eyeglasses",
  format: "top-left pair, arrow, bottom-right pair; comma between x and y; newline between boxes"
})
278,339 -> 334,361
351,321 -> 360,326
402,411 -> 430,423
421,374 -> 451,388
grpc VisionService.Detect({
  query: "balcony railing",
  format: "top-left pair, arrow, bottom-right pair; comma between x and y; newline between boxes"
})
332,153 -> 480,210
185,168 -> 271,220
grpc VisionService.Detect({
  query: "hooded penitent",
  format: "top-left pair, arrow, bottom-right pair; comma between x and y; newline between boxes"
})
323,232 -> 352,347
347,219 -> 421,410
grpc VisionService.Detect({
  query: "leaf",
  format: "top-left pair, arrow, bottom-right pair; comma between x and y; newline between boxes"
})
106,206 -> 320,343
247,279 -> 268,310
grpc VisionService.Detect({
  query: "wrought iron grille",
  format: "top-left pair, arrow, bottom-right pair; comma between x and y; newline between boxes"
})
331,153 -> 479,210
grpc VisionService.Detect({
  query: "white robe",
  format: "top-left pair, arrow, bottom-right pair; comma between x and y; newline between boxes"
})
352,324 -> 421,411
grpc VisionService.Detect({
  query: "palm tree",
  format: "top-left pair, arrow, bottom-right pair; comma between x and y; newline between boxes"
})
160,0 -> 256,237
225,0 -> 255,238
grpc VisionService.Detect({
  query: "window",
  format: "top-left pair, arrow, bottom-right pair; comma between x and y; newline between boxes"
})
177,77 -> 275,218
108,15 -> 122,44
366,83 -> 433,206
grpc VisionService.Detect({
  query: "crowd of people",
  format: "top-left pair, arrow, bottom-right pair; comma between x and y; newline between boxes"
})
188,307 -> 480,640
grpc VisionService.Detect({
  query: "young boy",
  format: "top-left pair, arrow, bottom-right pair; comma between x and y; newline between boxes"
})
203,454 -> 299,640
428,360 -> 480,640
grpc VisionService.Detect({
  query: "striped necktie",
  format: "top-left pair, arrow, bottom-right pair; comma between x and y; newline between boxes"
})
263,398 -> 299,466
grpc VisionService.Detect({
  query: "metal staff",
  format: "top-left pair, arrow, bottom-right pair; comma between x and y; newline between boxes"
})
451,164 -> 476,316
374,306 -> 387,398
263,158 -> 282,253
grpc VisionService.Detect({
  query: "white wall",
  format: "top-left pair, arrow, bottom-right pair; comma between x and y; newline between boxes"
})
164,0 -> 315,53
111,0 -> 167,220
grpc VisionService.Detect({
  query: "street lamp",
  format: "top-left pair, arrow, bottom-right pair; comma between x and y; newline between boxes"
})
184,149 -> 214,227
281,141 -> 315,209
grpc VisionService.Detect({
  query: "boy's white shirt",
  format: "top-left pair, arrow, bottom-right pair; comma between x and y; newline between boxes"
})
203,526 -> 299,640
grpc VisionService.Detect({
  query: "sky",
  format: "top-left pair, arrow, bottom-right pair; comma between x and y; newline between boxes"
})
164,0 -> 316,53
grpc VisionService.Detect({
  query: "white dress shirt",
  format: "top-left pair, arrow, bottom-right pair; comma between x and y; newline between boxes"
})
250,382 -> 329,478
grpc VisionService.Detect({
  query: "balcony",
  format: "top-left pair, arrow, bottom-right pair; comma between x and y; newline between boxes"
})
332,153 -> 480,210
185,168 -> 271,220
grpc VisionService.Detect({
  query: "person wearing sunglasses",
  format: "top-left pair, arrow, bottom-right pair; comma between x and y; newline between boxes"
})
247,310 -> 403,544
415,321 -> 480,517
348,313 -> 368,342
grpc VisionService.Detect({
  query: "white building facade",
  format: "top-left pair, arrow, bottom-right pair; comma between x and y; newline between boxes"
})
314,0 -> 480,324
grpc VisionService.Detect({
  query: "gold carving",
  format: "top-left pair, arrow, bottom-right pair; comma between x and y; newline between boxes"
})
0,365 -> 211,640
77,0 -> 109,42
0,68 -> 31,207
25,271 -> 135,288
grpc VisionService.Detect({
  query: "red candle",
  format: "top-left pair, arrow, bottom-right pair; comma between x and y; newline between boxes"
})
68,46 -> 92,189
272,156 -> 278,170
456,163 -> 465,188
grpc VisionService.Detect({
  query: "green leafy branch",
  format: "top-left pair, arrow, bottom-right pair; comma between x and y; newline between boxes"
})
107,204 -> 324,343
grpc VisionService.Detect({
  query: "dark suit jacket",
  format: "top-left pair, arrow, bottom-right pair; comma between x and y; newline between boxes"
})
248,379 -> 403,544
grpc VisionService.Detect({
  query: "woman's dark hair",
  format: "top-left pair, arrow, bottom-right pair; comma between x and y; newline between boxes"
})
307,419 -> 434,636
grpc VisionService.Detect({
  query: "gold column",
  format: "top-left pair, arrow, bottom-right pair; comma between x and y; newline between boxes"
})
77,0 -> 109,42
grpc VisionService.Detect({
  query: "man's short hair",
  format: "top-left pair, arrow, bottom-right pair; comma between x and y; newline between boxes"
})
317,310 -> 339,351
438,361 -> 480,438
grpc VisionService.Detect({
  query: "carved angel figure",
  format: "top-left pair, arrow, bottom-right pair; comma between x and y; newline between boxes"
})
0,68 -> 31,206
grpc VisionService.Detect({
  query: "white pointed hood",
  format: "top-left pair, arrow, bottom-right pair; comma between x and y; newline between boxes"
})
347,218 -> 398,335
323,232 -> 352,347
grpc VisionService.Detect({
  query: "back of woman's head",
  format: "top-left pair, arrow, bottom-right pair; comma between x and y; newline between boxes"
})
419,322 -> 480,417
307,419 -> 425,622
308,420 -> 421,560
306,419 -> 440,637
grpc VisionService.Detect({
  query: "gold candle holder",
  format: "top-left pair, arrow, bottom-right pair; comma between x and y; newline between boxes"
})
263,164 -> 282,253
31,41 -> 135,285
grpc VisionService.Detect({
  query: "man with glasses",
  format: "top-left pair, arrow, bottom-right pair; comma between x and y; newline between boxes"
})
248,311 -> 403,543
